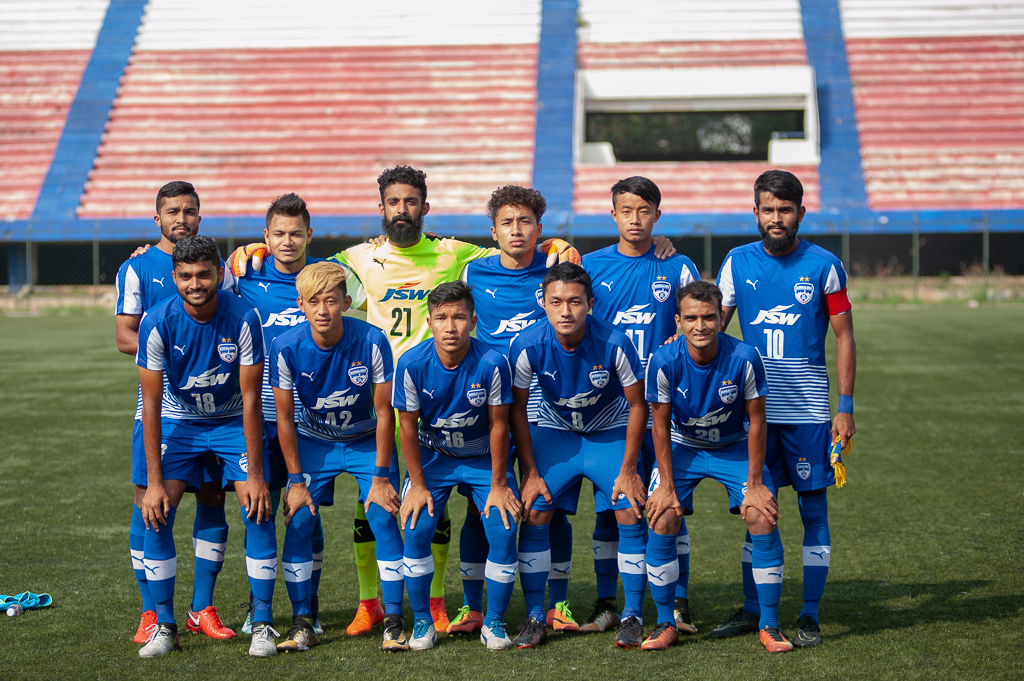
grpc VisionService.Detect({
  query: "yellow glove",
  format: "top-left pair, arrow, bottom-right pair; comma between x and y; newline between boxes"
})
228,243 -> 268,277
829,433 -> 851,489
542,238 -> 582,267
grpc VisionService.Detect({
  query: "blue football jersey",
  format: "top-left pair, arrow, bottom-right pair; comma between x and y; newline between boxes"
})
269,317 -> 393,442
646,333 -> 768,449
717,240 -> 850,424
232,255 -> 326,422
583,244 -> 698,368
137,291 -> 264,421
464,252 -> 548,355
509,315 -> 643,433
392,337 -> 513,458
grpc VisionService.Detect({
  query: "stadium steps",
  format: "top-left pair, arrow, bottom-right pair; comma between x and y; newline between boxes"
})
0,50 -> 91,220
847,35 -> 1024,210
79,45 -> 537,217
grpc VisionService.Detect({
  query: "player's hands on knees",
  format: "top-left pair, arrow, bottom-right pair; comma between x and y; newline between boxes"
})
740,483 -> 778,527
652,235 -> 677,259
130,244 -> 152,259
832,413 -> 856,450
645,483 -> 682,528
366,479 -> 400,518
484,484 -> 522,530
142,484 -> 171,531
228,243 -> 268,277
242,478 -> 272,524
519,471 -> 552,514
399,484 -> 434,530
612,470 -> 648,519
285,482 -> 316,525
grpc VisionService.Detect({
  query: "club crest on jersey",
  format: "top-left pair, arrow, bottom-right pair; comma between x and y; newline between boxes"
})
796,461 -> 811,480
718,380 -> 738,404
794,278 -> 814,305
466,384 -> 487,408
348,363 -> 368,386
239,455 -> 249,474
652,277 -> 671,303
218,338 -> 237,363
534,287 -> 544,307
589,366 -> 610,389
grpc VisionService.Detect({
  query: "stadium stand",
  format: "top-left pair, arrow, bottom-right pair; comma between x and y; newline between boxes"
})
841,0 -> 1024,210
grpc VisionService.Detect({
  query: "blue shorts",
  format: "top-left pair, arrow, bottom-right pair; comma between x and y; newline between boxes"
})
529,425 -> 642,514
766,422 -> 834,492
264,422 -> 346,504
131,419 -> 218,490
649,440 -> 775,515
289,433 -> 400,509
152,416 -> 271,491
594,430 -> 659,513
401,450 -> 519,522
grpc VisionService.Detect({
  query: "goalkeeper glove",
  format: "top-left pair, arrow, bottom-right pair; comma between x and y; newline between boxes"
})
542,238 -> 582,267
829,433 -> 852,488
228,243 -> 268,277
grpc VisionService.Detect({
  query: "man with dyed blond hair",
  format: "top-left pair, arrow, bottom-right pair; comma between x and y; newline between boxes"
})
269,261 -> 408,652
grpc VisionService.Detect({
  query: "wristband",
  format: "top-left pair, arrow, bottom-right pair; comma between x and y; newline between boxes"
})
288,473 -> 305,485
837,395 -> 853,414
373,466 -> 390,478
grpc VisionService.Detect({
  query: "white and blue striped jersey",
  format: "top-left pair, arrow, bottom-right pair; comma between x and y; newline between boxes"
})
136,291 -> 264,421
717,239 -> 851,424
117,249 -> 234,419
646,333 -> 768,449
231,255 -> 326,422
583,244 -> 698,368
392,337 -> 513,458
509,316 -> 643,433
269,317 -> 393,442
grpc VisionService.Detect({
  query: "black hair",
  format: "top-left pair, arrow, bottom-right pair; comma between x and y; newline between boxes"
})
172,235 -> 220,268
542,262 -> 593,301
156,180 -> 200,213
486,185 -> 547,222
377,165 -> 428,202
754,169 -> 803,208
428,280 -> 474,315
676,280 -> 723,311
611,176 -> 661,209
266,193 -> 310,229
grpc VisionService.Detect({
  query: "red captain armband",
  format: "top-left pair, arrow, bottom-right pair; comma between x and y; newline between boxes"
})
826,288 -> 852,316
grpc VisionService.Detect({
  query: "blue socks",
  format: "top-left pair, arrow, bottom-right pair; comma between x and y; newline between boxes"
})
518,524 -> 551,620
311,513 -> 324,597
131,505 -> 155,612
143,506 -> 177,624
482,509 -> 519,626
592,511 -> 619,601
646,531 -> 679,625
740,531 -> 760,615
282,506 -> 316,618
675,518 -> 690,600
798,489 -> 830,622
751,529 -> 784,629
617,520 -> 648,621
366,503 -> 405,617
459,509 -> 488,612
242,507 -> 277,624
191,502 -> 227,611
547,512 -> 572,608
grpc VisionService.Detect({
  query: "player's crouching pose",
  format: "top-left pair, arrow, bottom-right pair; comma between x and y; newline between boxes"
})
136,236 -> 277,658
269,262 -> 407,652
643,281 -> 788,652
509,263 -> 650,650
394,281 -> 522,651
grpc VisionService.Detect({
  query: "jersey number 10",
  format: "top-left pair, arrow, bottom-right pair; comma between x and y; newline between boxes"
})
763,329 -> 785,359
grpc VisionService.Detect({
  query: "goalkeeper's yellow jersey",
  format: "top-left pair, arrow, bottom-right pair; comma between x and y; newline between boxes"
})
331,237 -> 497,359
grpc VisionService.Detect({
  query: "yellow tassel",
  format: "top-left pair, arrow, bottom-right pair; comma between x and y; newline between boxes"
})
830,433 -> 851,489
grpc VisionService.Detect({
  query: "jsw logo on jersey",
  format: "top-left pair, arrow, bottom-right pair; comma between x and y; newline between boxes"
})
183,367 -> 232,390
430,410 -> 480,429
497,312 -> 540,334
263,307 -> 307,327
613,303 -> 657,326
554,391 -> 601,408
381,283 -> 430,302
681,408 -> 731,427
750,304 -> 802,326
314,389 -> 359,410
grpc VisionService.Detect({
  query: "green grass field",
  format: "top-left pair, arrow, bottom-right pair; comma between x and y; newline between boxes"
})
1,307 -> 1022,680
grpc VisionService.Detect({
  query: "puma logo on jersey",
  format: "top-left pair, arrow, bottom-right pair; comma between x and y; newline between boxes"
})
613,303 -> 656,325
174,344 -> 187,355
152,277 -> 165,287
258,282 -> 270,292
183,366 -> 231,389
263,307 -> 307,327
681,408 -> 731,427
301,372 -> 315,380
314,389 -> 358,410
750,304 -> 801,326
543,371 -> 558,381
676,387 -> 688,398
497,312 -> 539,334
421,388 -> 436,399
373,258 -> 387,269
431,410 -> 479,429
599,281 -> 613,291
746,279 -> 758,290
485,288 -> 498,298
554,391 -> 600,408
